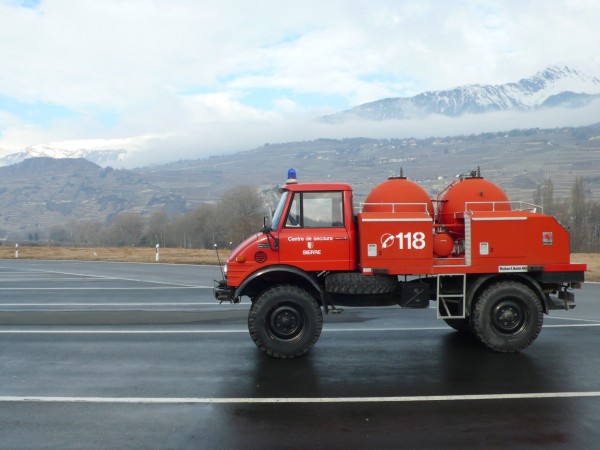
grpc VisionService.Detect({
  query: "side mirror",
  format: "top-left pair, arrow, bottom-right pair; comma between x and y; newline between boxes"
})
260,217 -> 272,234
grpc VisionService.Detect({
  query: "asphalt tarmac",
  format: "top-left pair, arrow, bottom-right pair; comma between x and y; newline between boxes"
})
1,259 -> 600,449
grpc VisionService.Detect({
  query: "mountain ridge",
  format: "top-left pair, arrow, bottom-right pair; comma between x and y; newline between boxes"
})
323,64 -> 600,122
1,64 -> 599,168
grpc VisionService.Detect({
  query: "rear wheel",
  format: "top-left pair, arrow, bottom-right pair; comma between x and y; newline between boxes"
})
248,285 -> 323,358
472,281 -> 543,352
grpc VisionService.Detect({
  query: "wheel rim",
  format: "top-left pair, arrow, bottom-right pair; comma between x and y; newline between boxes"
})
491,299 -> 528,335
268,304 -> 305,340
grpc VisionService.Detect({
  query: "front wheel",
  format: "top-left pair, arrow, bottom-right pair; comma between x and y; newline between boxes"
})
248,285 -> 323,358
472,281 -> 543,352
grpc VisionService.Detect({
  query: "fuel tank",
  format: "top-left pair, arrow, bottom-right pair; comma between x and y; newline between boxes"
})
363,176 -> 434,215
437,176 -> 510,239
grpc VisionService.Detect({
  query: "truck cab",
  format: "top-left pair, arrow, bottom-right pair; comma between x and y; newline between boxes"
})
217,179 -> 357,302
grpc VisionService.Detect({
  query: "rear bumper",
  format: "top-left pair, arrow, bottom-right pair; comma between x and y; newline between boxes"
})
539,270 -> 585,284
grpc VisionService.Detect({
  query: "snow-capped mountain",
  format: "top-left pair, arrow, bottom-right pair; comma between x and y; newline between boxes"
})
323,65 -> 600,122
0,144 -> 128,167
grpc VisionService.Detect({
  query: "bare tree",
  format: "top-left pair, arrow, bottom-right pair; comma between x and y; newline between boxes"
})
146,209 -> 170,246
73,220 -> 103,246
41,184 -> 264,248
49,224 -> 68,243
570,176 -> 588,251
184,203 -> 220,248
588,202 -> 600,251
533,177 -> 554,215
107,212 -> 144,246
217,185 -> 264,246
542,177 -> 554,215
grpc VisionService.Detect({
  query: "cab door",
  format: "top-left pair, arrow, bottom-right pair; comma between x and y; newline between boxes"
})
279,191 -> 353,271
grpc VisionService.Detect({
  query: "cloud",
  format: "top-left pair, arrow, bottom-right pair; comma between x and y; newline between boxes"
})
112,97 -> 600,169
0,0 -> 599,163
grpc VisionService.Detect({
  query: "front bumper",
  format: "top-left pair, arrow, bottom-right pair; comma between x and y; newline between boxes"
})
214,279 -> 238,303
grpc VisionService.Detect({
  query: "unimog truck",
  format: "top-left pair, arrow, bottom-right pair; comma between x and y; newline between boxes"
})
215,169 -> 586,358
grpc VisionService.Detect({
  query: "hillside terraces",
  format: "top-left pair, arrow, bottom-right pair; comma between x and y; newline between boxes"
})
1,124 -> 599,240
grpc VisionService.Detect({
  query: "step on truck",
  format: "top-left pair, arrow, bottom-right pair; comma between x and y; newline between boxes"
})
214,168 -> 586,358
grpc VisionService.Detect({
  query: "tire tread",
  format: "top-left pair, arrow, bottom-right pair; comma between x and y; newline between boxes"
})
472,280 -> 543,352
248,285 -> 323,358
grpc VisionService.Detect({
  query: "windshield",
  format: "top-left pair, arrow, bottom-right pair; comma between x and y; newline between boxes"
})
270,190 -> 289,230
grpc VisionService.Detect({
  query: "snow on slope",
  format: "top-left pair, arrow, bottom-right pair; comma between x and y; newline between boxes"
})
324,64 -> 600,122
0,144 -> 127,167
0,135 -> 160,167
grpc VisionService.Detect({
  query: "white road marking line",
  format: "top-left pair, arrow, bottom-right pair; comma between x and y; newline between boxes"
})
0,323 -> 599,334
0,262 -> 219,268
0,266 -> 204,288
0,302 -> 227,306
0,278 -> 96,281
2,391 -> 600,404
0,280 -> 190,284
0,329 -> 243,333
0,328 -> 447,334
546,316 -> 600,323
324,324 -> 600,331
0,286 -> 211,290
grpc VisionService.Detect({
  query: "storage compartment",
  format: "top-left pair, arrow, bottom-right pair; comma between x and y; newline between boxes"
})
399,281 -> 429,308
358,211 -> 433,274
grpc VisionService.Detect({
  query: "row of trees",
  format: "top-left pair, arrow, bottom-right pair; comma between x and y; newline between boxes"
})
37,177 -> 600,252
534,176 -> 600,252
47,185 -> 267,249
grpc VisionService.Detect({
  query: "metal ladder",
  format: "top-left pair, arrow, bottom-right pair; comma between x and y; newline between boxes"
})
436,274 -> 466,319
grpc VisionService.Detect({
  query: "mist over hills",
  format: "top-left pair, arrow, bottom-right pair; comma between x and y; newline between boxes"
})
1,123 -> 600,241
1,64 -> 599,170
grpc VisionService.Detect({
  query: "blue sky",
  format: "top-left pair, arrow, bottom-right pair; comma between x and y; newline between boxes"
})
0,0 -> 599,166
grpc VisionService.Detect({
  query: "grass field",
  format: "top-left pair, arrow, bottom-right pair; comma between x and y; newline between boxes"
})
0,245 -> 230,266
0,245 -> 597,281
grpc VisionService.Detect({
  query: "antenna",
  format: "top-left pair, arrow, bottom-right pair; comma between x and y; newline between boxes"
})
214,243 -> 224,279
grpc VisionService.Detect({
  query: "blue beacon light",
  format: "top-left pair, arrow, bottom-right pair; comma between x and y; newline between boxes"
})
286,168 -> 298,184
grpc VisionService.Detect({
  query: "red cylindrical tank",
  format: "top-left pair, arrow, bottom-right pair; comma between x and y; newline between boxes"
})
363,177 -> 434,215
437,177 -> 510,238
433,231 -> 454,257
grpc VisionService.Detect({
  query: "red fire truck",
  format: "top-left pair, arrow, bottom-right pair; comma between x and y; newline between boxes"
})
215,169 -> 586,358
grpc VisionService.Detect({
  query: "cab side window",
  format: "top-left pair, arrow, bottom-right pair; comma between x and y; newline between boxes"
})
286,193 -> 301,227
285,192 -> 344,228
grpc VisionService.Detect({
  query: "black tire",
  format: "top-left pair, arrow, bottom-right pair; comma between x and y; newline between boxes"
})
325,273 -> 397,295
472,281 -> 543,352
443,317 -> 472,333
248,285 -> 323,358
